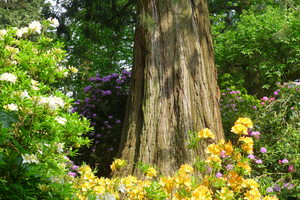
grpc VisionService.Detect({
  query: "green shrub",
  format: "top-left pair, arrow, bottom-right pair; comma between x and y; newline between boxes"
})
0,19 -> 91,199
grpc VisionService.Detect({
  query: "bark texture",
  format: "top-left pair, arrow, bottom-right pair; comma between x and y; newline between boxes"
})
115,0 -> 223,177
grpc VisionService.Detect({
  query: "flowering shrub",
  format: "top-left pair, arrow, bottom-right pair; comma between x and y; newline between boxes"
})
73,71 -> 131,176
220,83 -> 260,139
250,81 -> 300,199
0,20 -> 91,199
69,118 -> 279,200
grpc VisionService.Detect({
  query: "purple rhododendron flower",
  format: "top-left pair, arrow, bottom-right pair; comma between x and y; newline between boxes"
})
251,131 -> 260,136
216,172 -> 223,178
274,91 -> 279,95
260,147 -> 267,153
255,159 -> 263,164
226,164 -> 234,170
84,85 -> 92,92
288,165 -> 295,172
284,183 -> 295,189
266,187 -> 273,193
262,96 -> 269,101
72,165 -> 79,170
274,185 -> 281,192
68,172 -> 77,177
281,159 -> 289,164
247,154 -> 256,159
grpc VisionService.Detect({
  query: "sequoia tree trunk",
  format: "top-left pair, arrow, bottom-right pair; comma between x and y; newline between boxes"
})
115,0 -> 223,177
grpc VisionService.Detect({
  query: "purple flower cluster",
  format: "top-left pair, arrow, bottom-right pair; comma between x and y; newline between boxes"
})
73,70 -> 131,175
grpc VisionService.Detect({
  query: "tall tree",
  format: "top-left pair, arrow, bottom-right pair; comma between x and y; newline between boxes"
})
116,0 -> 223,176
0,0 -> 46,28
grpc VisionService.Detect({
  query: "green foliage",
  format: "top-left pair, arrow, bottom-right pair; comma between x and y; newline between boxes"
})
0,20 -> 91,199
0,0 -> 47,28
213,4 -> 300,95
0,110 -> 19,128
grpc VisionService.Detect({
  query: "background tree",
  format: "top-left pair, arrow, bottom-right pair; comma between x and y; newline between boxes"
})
210,0 -> 300,95
115,0 -> 224,177
0,0 -> 47,28
44,0 -> 136,96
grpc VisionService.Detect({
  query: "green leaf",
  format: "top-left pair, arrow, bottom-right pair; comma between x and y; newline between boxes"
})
0,111 -> 19,129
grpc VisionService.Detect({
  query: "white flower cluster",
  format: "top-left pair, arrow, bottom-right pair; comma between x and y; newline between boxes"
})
20,90 -> 31,99
16,27 -> 29,38
0,73 -> 17,83
47,18 -> 59,27
31,79 -> 39,90
55,116 -> 67,125
0,29 -> 7,39
38,96 -> 65,110
22,154 -> 39,164
29,20 -> 42,34
56,142 -> 64,153
5,46 -> 19,54
3,103 -> 18,111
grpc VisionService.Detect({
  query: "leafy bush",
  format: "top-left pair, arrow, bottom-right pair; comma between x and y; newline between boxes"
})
250,81 -> 300,199
0,20 -> 91,199
73,71 -> 131,177
213,5 -> 300,95
219,73 -> 260,139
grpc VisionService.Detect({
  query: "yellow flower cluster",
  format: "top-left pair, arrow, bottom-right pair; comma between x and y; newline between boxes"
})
239,136 -> 254,154
198,128 -> 215,139
70,118 -> 278,200
110,159 -> 127,171
231,117 -> 253,135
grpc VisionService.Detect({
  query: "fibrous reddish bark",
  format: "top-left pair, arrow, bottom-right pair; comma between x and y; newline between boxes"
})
115,0 -> 223,177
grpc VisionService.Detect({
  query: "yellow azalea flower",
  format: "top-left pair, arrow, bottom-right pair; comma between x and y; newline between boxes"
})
235,117 -> 253,129
262,196 -> 279,200
224,141 -> 234,156
231,123 -> 248,135
216,187 -> 234,200
237,162 -> 252,174
242,179 -> 259,189
110,159 -> 127,171
239,137 -> 254,154
146,167 -> 157,178
244,188 -> 261,200
227,171 -> 244,190
206,143 -> 222,155
198,128 -> 215,139
191,185 -> 212,200
78,165 -> 92,174
178,164 -> 194,176
205,155 -> 222,164
160,176 -> 176,193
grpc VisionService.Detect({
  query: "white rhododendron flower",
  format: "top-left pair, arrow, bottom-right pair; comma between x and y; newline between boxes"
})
55,116 -> 67,125
29,20 -> 42,34
0,73 -> 17,83
5,46 -> 20,54
22,154 -> 39,164
16,27 -> 29,38
3,103 -> 18,111
31,79 -> 39,90
38,96 -> 65,110
47,18 -> 59,27
0,29 -> 7,37
56,143 -> 64,152
20,90 -> 31,99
